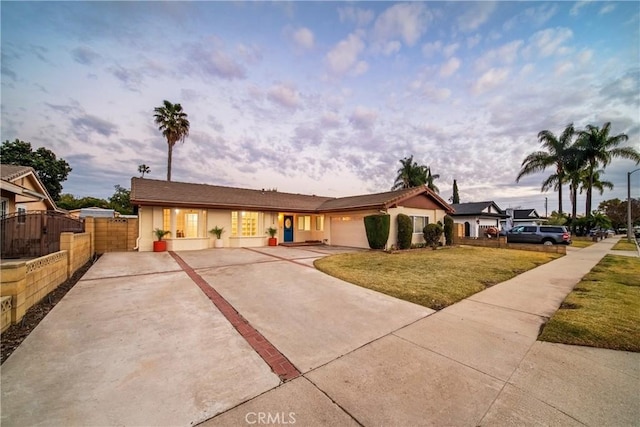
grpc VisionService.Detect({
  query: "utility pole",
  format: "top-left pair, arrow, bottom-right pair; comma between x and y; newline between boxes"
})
545,197 -> 548,218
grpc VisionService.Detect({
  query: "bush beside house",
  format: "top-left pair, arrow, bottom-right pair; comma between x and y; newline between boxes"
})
397,214 -> 413,250
423,223 -> 443,249
364,214 -> 390,249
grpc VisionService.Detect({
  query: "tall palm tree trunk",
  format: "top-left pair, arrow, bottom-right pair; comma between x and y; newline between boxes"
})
167,144 -> 173,181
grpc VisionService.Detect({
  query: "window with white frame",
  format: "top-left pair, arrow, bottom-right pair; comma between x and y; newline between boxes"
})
315,215 -> 324,231
298,215 -> 311,231
175,209 -> 201,238
410,215 -> 429,233
231,211 -> 261,236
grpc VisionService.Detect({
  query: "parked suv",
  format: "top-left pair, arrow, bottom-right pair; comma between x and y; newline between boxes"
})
506,225 -> 572,245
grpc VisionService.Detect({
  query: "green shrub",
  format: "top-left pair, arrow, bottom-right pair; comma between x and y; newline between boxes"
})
364,214 -> 390,249
423,223 -> 443,249
444,216 -> 454,246
397,213 -> 413,249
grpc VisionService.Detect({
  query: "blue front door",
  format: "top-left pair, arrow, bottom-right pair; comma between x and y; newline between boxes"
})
284,215 -> 294,242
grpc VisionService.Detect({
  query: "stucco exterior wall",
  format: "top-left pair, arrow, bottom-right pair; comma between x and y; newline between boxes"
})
388,206 -> 447,247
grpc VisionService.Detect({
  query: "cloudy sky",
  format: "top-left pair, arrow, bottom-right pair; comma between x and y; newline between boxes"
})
2,1 -> 639,215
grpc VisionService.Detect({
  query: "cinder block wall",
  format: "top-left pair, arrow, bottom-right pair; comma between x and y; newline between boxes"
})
1,229 -> 96,328
94,218 -> 138,253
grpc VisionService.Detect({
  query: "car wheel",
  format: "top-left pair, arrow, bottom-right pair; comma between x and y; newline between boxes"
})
542,240 -> 554,246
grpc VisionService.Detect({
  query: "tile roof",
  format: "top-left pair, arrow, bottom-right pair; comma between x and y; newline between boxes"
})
1,164 -> 35,181
131,178 -> 452,213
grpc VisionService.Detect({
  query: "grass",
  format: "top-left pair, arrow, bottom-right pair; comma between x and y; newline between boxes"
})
314,247 -> 561,310
539,255 -> 640,352
571,236 -> 595,248
612,239 -> 638,251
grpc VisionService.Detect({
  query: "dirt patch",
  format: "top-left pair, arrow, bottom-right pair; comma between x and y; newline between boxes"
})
1,255 -> 99,365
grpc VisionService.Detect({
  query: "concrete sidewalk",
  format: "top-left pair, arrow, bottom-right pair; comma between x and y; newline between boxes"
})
205,237 -> 639,426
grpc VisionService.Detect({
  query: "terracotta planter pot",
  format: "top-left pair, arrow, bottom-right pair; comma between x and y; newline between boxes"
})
268,237 -> 277,246
153,240 -> 167,252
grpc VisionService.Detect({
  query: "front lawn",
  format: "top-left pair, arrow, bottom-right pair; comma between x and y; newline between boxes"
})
539,255 -> 640,352
612,239 -> 637,251
571,236 -> 595,249
314,247 -> 561,310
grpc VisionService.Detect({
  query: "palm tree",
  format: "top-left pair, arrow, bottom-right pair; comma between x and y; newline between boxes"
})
153,100 -> 190,181
516,124 -> 575,215
564,151 -> 586,221
425,167 -> 440,193
138,164 -> 150,178
579,169 -> 613,215
576,122 -> 638,216
393,155 -> 426,190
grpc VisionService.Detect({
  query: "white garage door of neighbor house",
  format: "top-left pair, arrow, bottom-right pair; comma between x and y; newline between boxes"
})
330,216 -> 369,248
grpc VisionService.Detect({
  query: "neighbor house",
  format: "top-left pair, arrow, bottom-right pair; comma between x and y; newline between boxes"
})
130,178 -> 454,251
449,201 -> 509,238
1,164 -> 58,217
501,208 -> 544,229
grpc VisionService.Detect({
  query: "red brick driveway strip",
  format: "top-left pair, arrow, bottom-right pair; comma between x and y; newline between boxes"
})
169,251 -> 300,381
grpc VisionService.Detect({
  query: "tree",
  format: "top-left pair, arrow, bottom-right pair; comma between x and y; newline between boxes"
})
425,167 -> 440,193
450,179 -> 460,204
590,211 -> 612,230
392,155 -> 425,190
516,124 -> 575,215
576,122 -> 639,216
138,164 -> 150,178
599,198 -> 640,230
546,211 -> 568,225
578,169 -> 613,215
57,194 -> 109,210
109,185 -> 133,215
0,139 -> 72,201
153,100 -> 190,181
392,156 -> 439,191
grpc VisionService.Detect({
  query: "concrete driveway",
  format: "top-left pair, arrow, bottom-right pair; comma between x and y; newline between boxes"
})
0,246 -> 432,426
1,241 -> 638,426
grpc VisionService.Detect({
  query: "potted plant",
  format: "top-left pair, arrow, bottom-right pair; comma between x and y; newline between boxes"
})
209,226 -> 225,248
153,228 -> 170,252
266,226 -> 278,246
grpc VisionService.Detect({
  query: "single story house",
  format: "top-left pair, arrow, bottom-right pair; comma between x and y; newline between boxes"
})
1,164 -> 58,217
449,201 -> 509,238
130,177 -> 454,251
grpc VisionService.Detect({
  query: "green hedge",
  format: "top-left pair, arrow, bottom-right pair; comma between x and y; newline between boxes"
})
423,223 -> 444,249
397,213 -> 413,250
444,216 -> 454,246
364,214 -> 390,249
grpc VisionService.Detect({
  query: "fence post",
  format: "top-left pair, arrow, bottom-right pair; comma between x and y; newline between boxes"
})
0,262 -> 27,324
84,217 -> 95,256
60,232 -> 74,277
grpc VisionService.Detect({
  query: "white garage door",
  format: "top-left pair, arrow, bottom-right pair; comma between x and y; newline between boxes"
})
330,215 -> 370,248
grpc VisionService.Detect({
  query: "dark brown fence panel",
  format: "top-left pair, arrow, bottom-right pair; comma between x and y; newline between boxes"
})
1,211 -> 84,259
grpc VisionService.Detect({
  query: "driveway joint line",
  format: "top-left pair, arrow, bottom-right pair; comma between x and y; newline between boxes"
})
391,332 -> 510,384
460,297 -> 551,320
302,375 -> 366,427
244,247 -> 316,269
78,268 -> 185,282
169,251 -> 301,382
